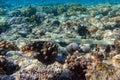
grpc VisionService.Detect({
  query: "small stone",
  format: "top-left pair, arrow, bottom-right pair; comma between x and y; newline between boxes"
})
66,43 -> 79,54
80,44 -> 91,53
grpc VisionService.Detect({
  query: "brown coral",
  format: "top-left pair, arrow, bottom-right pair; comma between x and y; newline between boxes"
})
0,56 -> 20,75
85,46 -> 120,80
109,16 -> 120,22
87,26 -> 98,34
21,41 -> 58,64
0,40 -> 18,55
87,60 -> 120,80
65,53 -> 87,80
112,54 -> 120,68
114,39 -> 120,53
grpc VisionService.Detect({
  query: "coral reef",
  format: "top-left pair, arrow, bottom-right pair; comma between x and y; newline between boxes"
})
0,8 -> 6,15
0,16 -> 8,33
114,39 -> 120,53
0,56 -> 20,75
112,54 -> 120,68
17,67 -> 42,80
21,6 -> 36,17
21,41 -> 58,64
40,5 -> 67,16
40,4 -> 86,16
7,17 -> 26,25
64,53 -> 87,80
9,10 -> 21,17
86,58 -> 120,80
0,40 -> 18,55
67,4 -> 87,12
0,3 -> 120,80
13,61 -> 63,80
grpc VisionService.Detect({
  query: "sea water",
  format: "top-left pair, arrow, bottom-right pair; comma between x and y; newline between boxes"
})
1,0 -> 120,7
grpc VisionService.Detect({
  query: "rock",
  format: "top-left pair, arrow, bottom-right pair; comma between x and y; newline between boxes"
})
60,71 -> 73,80
6,51 -> 22,57
80,44 -> 91,53
55,56 -> 65,64
66,43 -> 79,54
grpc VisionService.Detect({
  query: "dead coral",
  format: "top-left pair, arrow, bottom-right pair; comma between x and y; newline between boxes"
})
18,67 -> 42,80
112,54 -> 120,68
85,44 -> 120,80
16,62 -> 63,80
87,60 -> 120,80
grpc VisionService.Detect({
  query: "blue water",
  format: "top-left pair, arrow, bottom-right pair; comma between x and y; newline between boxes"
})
1,0 -> 120,7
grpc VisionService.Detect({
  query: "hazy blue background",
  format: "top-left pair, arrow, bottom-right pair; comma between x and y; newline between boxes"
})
0,0 -> 120,7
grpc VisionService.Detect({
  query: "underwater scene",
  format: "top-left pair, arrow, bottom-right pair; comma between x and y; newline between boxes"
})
0,0 -> 120,80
